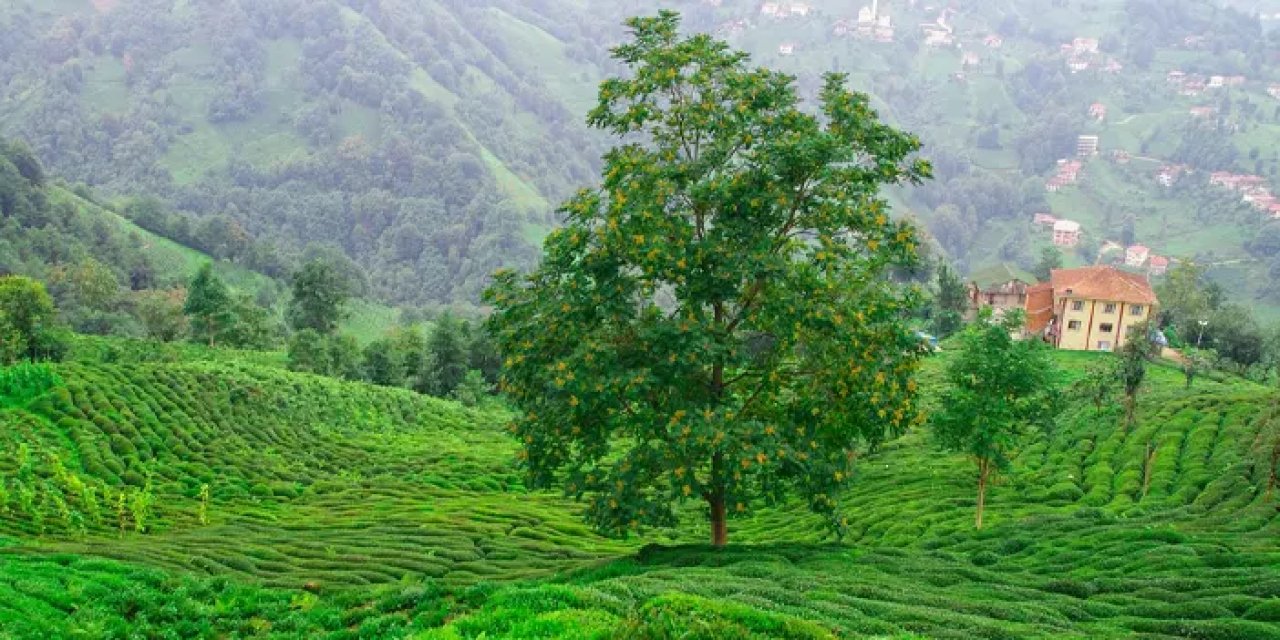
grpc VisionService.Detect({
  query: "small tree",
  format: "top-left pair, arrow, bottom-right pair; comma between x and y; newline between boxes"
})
184,263 -> 233,347
0,276 -> 58,363
134,289 -> 188,342
452,369 -> 489,407
221,294 -> 278,350
1118,322 -> 1154,430
932,311 -> 1058,529
487,12 -> 930,546
390,325 -> 428,390
1180,347 -> 1211,389
287,259 -> 351,335
287,329 -> 330,375
1033,246 -> 1063,282
426,312 -> 467,398
933,264 -> 969,338
362,338 -> 406,387
1072,358 -> 1120,415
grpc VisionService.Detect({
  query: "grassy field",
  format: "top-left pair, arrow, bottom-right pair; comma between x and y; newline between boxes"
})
0,346 -> 1276,638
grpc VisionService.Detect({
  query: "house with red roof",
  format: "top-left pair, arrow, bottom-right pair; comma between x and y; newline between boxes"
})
1028,266 -> 1159,352
1125,245 -> 1150,268
1148,256 -> 1170,276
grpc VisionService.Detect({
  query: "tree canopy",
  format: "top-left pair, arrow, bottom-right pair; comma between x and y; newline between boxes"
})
487,12 -> 931,546
932,311 -> 1058,529
0,275 -> 59,363
287,258 -> 352,335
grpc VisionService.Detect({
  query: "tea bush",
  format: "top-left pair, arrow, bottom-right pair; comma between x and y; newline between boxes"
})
0,350 -> 1276,638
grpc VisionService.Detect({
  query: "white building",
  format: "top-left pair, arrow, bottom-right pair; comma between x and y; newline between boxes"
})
1053,220 -> 1082,247
1077,135 -> 1099,157
1125,245 -> 1151,268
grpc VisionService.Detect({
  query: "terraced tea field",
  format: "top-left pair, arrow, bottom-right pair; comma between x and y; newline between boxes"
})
0,350 -> 1277,638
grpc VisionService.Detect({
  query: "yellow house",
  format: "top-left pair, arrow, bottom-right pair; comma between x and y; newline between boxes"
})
1032,266 -> 1158,352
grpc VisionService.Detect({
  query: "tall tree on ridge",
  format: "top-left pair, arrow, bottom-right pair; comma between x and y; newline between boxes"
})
487,12 -> 931,546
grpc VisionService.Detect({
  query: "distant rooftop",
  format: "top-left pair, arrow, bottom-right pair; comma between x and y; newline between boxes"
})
968,263 -> 1037,289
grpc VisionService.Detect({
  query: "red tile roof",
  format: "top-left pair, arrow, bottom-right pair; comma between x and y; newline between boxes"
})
1024,282 -> 1055,334
1050,266 -> 1159,305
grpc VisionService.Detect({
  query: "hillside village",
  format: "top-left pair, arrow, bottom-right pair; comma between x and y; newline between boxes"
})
701,0 -> 1280,312
967,263 -> 1162,353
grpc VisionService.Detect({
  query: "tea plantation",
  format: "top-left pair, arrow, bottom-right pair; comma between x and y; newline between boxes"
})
0,349 -> 1277,638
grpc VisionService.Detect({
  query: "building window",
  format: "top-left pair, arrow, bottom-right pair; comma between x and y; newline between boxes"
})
1068,320 -> 1082,331
1100,323 -> 1114,333
1131,305 -> 1145,316
1098,341 -> 1112,351
1103,303 -> 1117,313
1071,301 -> 1085,312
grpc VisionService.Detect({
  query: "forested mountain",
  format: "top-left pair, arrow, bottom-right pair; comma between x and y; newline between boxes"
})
0,0 -> 626,304
5,0 -> 1280,312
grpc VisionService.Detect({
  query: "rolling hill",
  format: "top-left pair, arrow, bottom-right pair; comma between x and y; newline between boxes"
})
1,346 -> 1277,638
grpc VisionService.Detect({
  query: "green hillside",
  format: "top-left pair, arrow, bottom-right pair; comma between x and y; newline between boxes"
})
0,0 -> 619,305
5,0 -> 1280,314
1,349 -> 1277,638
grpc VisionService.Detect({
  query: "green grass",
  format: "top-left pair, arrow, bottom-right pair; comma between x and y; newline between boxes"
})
0,348 -> 1276,638
44,185 -> 403,341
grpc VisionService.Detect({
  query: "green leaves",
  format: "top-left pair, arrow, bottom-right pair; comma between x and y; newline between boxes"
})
931,313 -> 1060,527
487,12 -> 928,543
0,275 -> 61,364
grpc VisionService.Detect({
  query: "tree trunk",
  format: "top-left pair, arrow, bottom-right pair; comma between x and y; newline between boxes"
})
707,450 -> 728,547
1141,442 -> 1157,500
975,459 -> 989,530
1124,395 -> 1136,432
709,491 -> 728,547
1270,442 -> 1279,498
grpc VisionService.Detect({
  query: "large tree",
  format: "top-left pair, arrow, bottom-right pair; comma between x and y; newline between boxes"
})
425,312 -> 468,398
183,263 -> 233,347
932,311 -> 1057,529
1033,246 -> 1063,282
287,258 -> 352,335
486,12 -> 930,546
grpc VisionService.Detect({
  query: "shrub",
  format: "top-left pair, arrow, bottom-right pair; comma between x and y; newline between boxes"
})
1243,599 -> 1280,622
969,550 -> 1000,567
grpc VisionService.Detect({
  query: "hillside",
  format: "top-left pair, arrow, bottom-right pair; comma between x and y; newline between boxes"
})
0,0 -> 625,305
1,163 -> 397,344
1,350 -> 1277,638
7,0 -> 1280,313
660,0 -> 1280,318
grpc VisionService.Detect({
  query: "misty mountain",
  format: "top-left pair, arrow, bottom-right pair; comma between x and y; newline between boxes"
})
4,0 -> 1280,313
